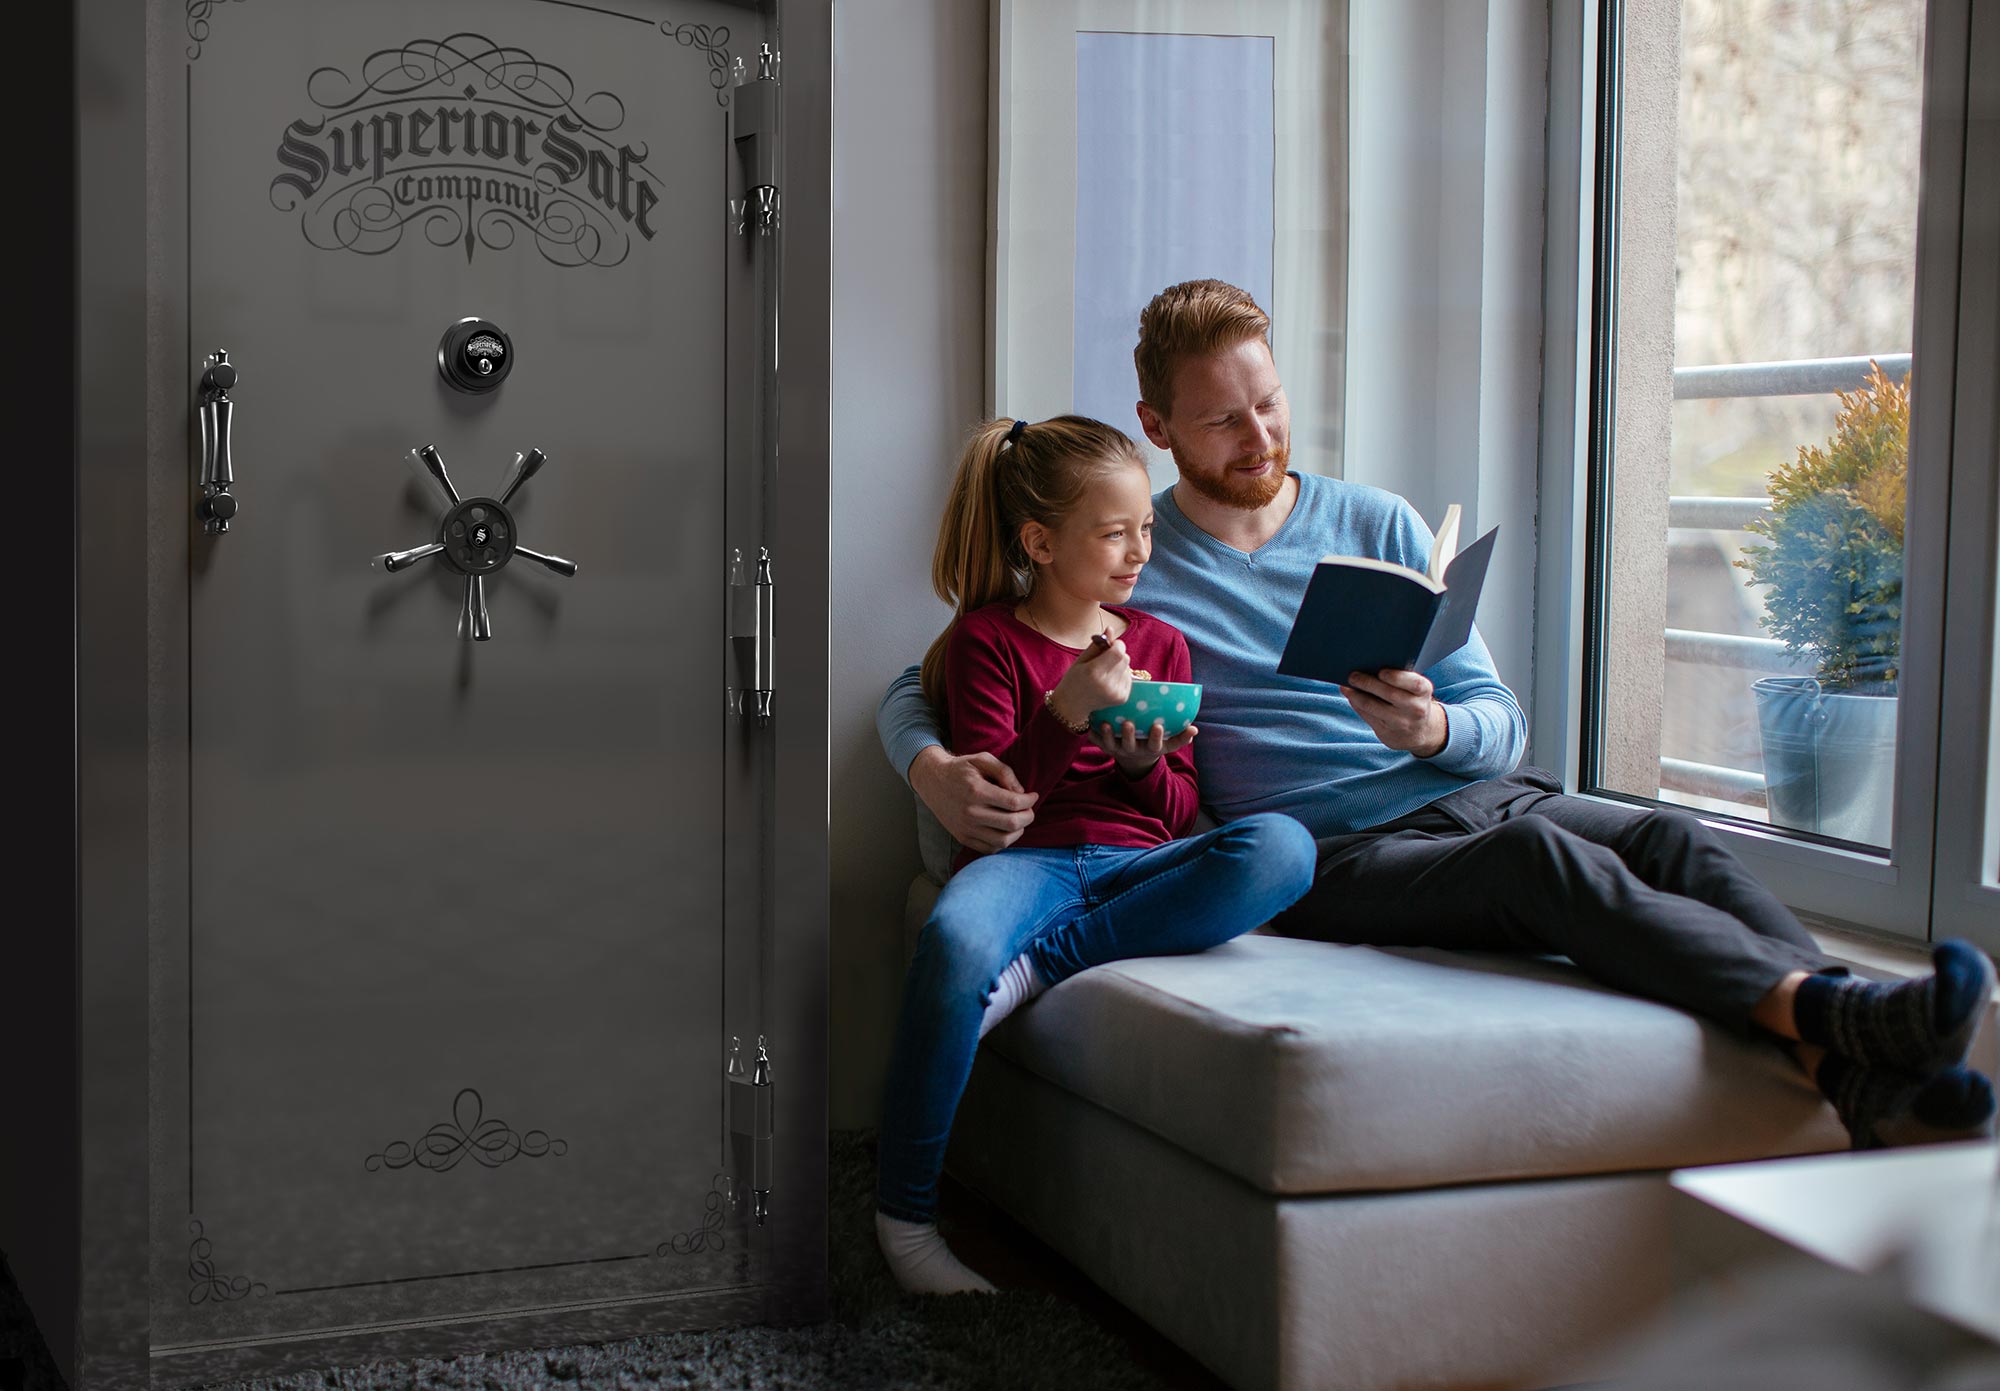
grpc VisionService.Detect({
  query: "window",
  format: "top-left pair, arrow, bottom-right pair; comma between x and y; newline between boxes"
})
991,0 -> 1348,490
1569,0 -> 1999,940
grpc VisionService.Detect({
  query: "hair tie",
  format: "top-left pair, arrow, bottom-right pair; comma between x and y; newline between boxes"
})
1004,418 -> 1027,447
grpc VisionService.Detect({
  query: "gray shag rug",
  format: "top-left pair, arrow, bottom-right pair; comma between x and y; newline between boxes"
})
0,1132 -> 1184,1391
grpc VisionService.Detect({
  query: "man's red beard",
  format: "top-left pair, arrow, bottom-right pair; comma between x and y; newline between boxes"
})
1175,442 -> 1292,510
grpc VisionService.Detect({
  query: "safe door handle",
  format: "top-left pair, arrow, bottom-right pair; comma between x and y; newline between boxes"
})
196,350 -> 239,533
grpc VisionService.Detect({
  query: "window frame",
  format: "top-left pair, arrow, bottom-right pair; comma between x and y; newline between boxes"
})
1538,0 -> 1987,942
1928,0 -> 2000,952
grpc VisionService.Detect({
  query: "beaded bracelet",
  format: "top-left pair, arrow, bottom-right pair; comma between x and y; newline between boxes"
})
1043,689 -> 1090,735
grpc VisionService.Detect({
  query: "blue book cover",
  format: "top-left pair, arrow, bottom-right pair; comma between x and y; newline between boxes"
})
1277,522 -> 1499,684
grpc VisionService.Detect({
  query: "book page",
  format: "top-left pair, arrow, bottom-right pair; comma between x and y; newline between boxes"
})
1316,554 -> 1444,593
1427,503 -> 1463,587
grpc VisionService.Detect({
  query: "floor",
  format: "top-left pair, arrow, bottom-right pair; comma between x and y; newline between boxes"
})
0,1159 -> 1224,1391
933,1166 -> 1229,1391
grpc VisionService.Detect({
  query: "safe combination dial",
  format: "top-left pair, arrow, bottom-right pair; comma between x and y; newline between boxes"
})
437,318 -> 514,394
374,444 -> 578,641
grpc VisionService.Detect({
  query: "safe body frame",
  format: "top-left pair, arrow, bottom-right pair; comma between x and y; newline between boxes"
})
9,2 -> 831,1386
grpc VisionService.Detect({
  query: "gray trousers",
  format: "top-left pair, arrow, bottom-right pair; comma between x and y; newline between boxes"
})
1273,767 -> 1840,1027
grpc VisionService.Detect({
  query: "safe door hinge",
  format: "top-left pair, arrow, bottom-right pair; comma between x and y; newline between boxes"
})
729,44 -> 781,235
726,1035 -> 774,1225
728,547 -> 774,726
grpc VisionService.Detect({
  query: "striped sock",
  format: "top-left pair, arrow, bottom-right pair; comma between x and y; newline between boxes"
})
1794,940 -> 1995,1072
1817,1058 -> 1996,1151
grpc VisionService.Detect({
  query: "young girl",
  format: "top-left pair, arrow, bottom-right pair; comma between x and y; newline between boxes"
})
875,415 -> 1317,1295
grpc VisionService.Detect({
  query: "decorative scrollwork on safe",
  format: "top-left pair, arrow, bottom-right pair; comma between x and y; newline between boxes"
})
187,1218 -> 267,1304
304,34 -> 627,133
658,1174 -> 733,1255
365,1087 -> 568,1173
662,23 -> 733,107
292,182 -> 625,270
185,0 -> 246,61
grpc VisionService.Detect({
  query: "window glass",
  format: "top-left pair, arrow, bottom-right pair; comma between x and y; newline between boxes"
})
1073,33 -> 1275,446
1593,0 -> 1925,852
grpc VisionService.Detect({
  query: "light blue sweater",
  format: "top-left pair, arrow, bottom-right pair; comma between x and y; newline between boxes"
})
878,471 -> 1526,838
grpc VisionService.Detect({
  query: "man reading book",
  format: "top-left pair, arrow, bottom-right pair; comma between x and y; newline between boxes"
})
876,278 -> 1995,1150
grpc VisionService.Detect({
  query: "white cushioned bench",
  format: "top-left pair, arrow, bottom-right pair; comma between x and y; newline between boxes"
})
905,876 -> 1851,1390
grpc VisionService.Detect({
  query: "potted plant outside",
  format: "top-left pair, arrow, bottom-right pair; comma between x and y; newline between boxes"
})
1735,361 -> 1907,845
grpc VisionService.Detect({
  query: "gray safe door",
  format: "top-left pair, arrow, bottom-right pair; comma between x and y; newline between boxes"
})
154,0 -> 782,1349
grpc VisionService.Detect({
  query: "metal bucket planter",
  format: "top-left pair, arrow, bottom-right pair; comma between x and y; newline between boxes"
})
1752,677 -> 1898,846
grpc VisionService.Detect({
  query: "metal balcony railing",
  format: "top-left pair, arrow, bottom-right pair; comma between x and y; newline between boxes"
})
1652,353 -> 1910,811
1672,353 -> 1911,401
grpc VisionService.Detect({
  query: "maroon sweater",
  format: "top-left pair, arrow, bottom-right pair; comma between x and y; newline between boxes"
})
943,602 -> 1198,870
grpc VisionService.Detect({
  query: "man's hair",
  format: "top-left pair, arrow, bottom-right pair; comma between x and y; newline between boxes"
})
1134,279 -> 1272,416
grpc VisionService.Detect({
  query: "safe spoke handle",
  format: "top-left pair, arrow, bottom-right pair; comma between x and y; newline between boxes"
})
459,575 -> 493,642
497,449 -> 548,507
514,545 -> 578,578
414,444 -> 462,507
374,541 -> 445,573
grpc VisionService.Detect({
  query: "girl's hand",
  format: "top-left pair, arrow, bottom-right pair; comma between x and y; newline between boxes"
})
1050,636 -> 1132,729
1089,720 -> 1197,778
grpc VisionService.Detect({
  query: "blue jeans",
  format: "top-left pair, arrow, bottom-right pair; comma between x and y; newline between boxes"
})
876,812 -> 1317,1222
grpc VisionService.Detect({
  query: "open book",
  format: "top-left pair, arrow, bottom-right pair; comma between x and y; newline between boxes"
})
1277,504 -> 1499,684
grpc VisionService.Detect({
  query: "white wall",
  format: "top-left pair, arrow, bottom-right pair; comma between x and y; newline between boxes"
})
1473,0 -> 1550,718
1345,0 -> 1548,698
1344,2 -> 1441,511
826,0 -> 1552,1128
828,1 -> 990,1128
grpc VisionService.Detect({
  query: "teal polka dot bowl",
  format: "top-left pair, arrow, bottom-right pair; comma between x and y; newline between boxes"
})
1089,681 -> 1203,737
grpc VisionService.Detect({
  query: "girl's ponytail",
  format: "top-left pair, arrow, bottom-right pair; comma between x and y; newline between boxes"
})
921,418 -> 1021,707
921,414 -> 1145,709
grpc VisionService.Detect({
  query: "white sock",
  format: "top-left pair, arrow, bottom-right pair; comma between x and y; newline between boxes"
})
875,1211 -> 997,1295
979,954 -> 1048,1039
